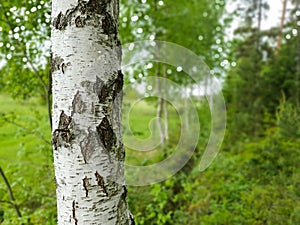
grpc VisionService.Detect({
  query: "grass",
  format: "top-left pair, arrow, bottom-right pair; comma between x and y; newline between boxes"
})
123,98 -> 182,166
0,93 -> 184,169
0,93 -> 185,171
0,94 -> 51,169
0,94 -> 56,225
0,93 -> 199,223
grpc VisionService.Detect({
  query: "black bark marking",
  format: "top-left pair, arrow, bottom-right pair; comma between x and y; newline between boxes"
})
94,76 -> 105,103
75,16 -> 84,27
72,200 -> 78,225
79,127 -> 100,163
62,62 -> 71,74
53,11 -> 62,29
130,213 -> 136,225
52,0 -> 116,31
54,176 -> 58,187
83,176 -> 89,197
121,185 -> 127,199
61,63 -> 65,74
53,12 -> 68,30
52,111 -> 74,150
95,71 -> 123,105
102,12 -> 117,35
50,56 -> 64,73
95,171 -> 108,196
97,116 -> 116,150
93,72 -> 124,160
116,186 -> 130,224
113,70 -> 124,101
72,91 -> 86,115
86,0 -> 108,14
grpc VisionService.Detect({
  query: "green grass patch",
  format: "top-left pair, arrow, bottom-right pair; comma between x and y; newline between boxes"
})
0,94 -> 51,169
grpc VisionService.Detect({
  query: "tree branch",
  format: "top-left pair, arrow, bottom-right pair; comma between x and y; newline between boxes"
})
0,167 -> 22,217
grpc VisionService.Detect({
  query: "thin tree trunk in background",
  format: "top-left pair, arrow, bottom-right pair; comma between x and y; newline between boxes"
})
277,0 -> 288,50
156,72 -> 166,151
184,88 -> 189,132
51,0 -> 134,224
154,0 -> 166,152
0,167 -> 22,218
256,0 -> 262,49
163,66 -> 169,141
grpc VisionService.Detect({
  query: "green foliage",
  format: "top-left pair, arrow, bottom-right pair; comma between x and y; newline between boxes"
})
0,0 -> 51,100
0,95 -> 55,225
120,0 -> 228,77
0,0 -> 299,224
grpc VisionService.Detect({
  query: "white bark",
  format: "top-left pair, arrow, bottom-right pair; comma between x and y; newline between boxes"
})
51,0 -> 133,224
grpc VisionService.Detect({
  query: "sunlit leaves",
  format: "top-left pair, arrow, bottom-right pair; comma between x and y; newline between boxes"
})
0,0 -> 50,99
120,0 -> 228,83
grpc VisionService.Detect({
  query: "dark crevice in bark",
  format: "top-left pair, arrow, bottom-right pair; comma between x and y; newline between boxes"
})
75,16 -> 84,27
102,12 -> 117,34
50,56 -> 64,73
114,70 -> 124,100
72,200 -> 78,225
47,69 -> 53,130
95,71 -> 124,161
95,171 -> 108,196
61,62 -> 71,74
82,176 -> 89,197
96,116 -> 125,161
121,185 -> 127,199
94,76 -> 105,103
85,0 -> 110,15
97,116 -> 117,150
52,0 -> 118,36
95,71 -> 123,105
116,185 -> 135,225
52,111 -> 75,150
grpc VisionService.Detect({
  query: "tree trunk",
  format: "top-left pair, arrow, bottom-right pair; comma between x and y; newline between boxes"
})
276,0 -> 288,50
51,0 -> 134,224
156,73 -> 166,151
256,0 -> 262,50
163,67 -> 169,141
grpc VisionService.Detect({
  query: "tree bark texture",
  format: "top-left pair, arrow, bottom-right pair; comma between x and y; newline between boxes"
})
51,0 -> 134,224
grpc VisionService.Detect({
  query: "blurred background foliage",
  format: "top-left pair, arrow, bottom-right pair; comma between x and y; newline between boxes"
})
0,0 -> 300,224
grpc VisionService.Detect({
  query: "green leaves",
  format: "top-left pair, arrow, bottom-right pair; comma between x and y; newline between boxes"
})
0,0 -> 50,100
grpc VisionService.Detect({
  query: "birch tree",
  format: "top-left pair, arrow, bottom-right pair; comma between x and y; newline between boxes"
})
51,0 -> 134,224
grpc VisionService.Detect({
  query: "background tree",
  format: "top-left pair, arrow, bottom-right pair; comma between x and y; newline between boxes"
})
0,0 -> 52,126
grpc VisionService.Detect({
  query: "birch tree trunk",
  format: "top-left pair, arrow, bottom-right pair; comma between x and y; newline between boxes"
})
51,0 -> 134,224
